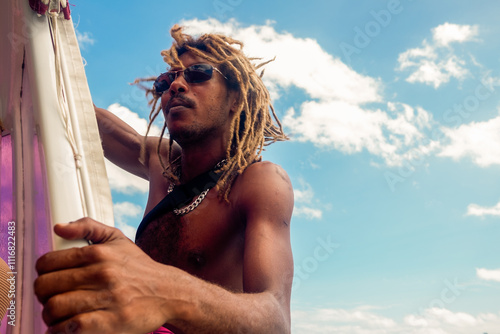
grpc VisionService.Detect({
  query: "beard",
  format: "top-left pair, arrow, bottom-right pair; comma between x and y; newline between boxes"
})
167,110 -> 229,148
169,123 -> 219,147
164,93 -> 233,148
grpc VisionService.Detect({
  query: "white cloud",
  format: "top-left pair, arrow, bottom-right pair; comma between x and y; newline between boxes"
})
181,18 -> 381,104
481,73 -> 500,92
75,30 -> 95,50
403,308 -> 491,331
432,23 -> 479,47
438,111 -> 500,167
293,179 -> 323,220
285,101 -> 437,166
397,23 -> 479,88
402,54 -> 468,88
466,200 -> 500,217
178,18 -> 435,167
107,103 -> 161,136
113,201 -> 143,241
294,185 -> 314,204
477,268 -> 500,282
293,307 -> 397,333
293,207 -> 323,220
105,159 -> 149,194
292,306 -> 500,334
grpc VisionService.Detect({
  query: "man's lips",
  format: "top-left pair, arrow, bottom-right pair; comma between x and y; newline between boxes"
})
165,96 -> 194,113
169,105 -> 187,112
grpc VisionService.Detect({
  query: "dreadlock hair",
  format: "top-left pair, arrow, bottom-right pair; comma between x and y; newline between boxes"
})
135,24 -> 288,201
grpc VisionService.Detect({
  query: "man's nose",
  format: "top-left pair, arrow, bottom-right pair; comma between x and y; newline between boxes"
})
169,72 -> 188,94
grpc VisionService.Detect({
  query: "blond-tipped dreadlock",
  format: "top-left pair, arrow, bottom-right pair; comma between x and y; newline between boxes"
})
135,24 -> 288,201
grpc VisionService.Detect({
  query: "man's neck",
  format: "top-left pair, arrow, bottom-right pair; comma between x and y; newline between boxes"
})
178,139 -> 228,184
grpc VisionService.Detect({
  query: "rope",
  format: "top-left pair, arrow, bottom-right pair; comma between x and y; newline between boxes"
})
47,10 -> 88,216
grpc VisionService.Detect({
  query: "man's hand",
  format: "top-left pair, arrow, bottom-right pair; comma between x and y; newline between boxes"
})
34,218 -> 170,334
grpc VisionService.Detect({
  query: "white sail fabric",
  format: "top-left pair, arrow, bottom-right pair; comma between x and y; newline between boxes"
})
0,0 -> 114,332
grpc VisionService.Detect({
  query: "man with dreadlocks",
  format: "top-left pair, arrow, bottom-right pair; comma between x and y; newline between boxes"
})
35,25 -> 294,334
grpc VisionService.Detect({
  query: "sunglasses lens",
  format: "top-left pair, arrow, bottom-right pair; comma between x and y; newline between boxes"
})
154,64 -> 217,94
154,73 -> 171,94
185,64 -> 213,83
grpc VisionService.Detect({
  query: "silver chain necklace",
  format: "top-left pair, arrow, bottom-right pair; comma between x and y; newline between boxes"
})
168,159 -> 227,216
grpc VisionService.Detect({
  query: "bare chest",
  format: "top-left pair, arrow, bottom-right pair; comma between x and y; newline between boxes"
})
136,189 -> 245,290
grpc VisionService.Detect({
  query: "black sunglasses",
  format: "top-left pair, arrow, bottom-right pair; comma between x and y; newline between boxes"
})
154,63 -> 227,94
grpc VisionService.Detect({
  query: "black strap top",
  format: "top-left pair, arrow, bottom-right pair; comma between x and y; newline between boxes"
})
135,169 -> 222,241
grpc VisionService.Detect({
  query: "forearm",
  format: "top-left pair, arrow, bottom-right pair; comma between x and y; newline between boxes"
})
158,267 -> 290,334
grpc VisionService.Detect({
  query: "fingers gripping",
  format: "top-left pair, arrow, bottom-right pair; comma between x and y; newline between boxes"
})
53,217 -> 127,244
35,218 -> 166,333
42,290 -> 114,326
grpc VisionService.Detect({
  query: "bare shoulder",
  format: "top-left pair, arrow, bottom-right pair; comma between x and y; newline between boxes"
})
144,137 -> 182,171
235,161 -> 292,189
232,161 -> 294,225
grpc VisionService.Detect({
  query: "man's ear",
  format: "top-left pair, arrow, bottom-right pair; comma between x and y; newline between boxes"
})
229,91 -> 241,115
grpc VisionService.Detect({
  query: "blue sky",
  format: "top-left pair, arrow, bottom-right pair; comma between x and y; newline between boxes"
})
71,1 -> 500,332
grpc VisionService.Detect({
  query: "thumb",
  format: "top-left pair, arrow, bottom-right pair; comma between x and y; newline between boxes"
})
54,217 -> 125,244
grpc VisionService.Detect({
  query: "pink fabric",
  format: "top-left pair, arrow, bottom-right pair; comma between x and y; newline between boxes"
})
0,134 -> 52,333
61,3 -> 71,20
0,135 -> 13,334
28,0 -> 49,16
148,327 -> 175,334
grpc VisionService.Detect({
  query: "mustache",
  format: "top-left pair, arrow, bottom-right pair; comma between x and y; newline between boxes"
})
165,94 -> 196,111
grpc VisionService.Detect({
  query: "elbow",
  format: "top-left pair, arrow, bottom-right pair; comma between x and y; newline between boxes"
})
264,292 -> 291,334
